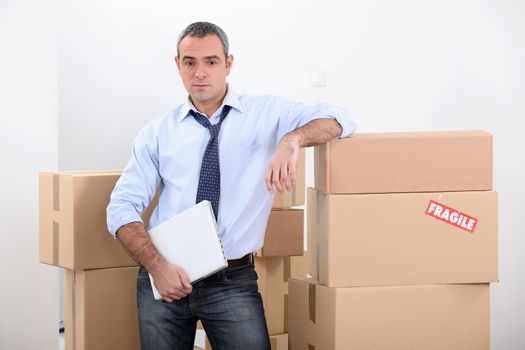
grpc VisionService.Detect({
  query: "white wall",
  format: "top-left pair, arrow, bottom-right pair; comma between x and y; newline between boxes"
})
57,1 -> 525,349
0,1 -> 59,349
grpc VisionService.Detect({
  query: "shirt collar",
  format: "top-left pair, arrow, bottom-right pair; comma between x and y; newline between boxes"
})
177,85 -> 243,123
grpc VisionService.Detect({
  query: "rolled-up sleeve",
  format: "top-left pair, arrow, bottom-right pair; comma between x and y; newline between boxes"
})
106,125 -> 160,237
275,97 -> 357,141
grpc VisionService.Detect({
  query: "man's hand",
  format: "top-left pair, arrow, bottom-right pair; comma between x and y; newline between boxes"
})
116,221 -> 192,302
265,118 -> 343,194
150,262 -> 193,302
265,134 -> 300,194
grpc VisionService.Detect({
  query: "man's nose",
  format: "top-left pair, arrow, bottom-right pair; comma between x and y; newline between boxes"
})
194,63 -> 207,79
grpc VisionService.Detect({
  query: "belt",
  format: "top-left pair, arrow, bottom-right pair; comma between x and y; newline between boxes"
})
227,253 -> 253,268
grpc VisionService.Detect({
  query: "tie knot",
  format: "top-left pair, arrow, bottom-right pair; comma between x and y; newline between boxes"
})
190,105 -> 232,140
208,124 -> 220,139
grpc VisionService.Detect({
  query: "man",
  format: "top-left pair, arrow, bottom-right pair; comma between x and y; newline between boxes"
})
107,22 -> 356,350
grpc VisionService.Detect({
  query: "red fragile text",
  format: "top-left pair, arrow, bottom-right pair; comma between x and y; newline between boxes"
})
425,200 -> 478,233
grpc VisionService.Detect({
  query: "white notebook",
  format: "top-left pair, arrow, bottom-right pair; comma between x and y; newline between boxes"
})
147,200 -> 227,300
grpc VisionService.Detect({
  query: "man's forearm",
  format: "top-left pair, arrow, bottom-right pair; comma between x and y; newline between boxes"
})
116,222 -> 166,273
281,118 -> 342,148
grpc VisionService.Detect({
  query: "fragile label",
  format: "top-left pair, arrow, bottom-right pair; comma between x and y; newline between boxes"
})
425,200 -> 478,233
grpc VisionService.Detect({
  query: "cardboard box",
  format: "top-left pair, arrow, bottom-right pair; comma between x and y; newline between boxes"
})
272,148 -> 305,208
256,255 -> 307,335
204,332 -> 288,350
314,131 -> 493,194
257,209 -> 304,257
288,278 -> 489,350
270,333 -> 288,350
39,172 -> 157,269
64,267 -> 140,350
307,188 -> 498,287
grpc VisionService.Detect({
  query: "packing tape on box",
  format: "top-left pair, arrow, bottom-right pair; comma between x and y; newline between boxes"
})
284,293 -> 288,332
53,221 -> 59,266
283,257 -> 291,283
308,283 -> 316,324
315,190 -> 320,225
72,271 -> 77,350
316,245 -> 320,282
53,174 -> 60,211
52,174 -> 61,266
270,337 -> 277,349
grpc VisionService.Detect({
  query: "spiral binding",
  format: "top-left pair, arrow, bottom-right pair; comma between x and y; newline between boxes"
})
203,200 -> 227,265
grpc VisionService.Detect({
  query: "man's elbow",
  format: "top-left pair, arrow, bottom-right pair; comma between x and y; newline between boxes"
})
332,120 -> 344,139
338,115 -> 357,139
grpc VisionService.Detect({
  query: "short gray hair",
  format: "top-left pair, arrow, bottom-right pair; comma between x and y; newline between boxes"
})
177,22 -> 229,58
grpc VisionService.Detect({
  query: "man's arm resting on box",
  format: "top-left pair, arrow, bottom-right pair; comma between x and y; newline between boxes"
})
265,118 -> 342,193
116,222 -> 192,302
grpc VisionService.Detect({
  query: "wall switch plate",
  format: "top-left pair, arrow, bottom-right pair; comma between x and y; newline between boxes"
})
311,69 -> 327,87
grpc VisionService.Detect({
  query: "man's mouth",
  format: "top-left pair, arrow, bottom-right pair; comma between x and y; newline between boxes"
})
193,82 -> 210,88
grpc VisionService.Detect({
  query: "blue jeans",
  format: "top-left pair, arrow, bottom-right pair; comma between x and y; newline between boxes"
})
137,263 -> 271,350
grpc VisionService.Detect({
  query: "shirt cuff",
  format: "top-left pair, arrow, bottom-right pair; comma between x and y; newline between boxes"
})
108,213 -> 144,238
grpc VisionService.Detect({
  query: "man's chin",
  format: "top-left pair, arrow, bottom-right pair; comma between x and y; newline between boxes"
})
191,85 -> 211,93
190,88 -> 210,98
190,89 -> 212,100
190,92 -> 208,102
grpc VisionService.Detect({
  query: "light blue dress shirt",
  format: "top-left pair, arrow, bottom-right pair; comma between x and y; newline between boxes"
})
107,86 -> 357,259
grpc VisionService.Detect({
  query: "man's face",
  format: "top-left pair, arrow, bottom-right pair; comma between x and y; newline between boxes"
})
175,34 -> 233,106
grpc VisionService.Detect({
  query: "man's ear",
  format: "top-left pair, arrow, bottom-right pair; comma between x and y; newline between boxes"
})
175,55 -> 181,70
226,54 -> 234,74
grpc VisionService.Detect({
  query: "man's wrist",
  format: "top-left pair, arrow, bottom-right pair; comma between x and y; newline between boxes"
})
148,255 -> 168,275
279,132 -> 301,151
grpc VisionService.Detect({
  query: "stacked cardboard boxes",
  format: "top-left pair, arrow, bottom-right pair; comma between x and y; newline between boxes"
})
39,172 -> 161,350
63,267 -> 140,350
40,157 -> 307,349
289,131 -> 498,349
39,172 -> 142,270
39,172 -> 150,350
256,255 -> 307,335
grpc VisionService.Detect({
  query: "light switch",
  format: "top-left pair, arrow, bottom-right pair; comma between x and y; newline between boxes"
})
311,69 -> 326,87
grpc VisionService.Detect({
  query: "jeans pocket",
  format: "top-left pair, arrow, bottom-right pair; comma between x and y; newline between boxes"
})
223,264 -> 258,284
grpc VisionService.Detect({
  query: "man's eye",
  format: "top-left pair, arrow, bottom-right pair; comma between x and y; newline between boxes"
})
208,60 -> 218,65
184,61 -> 194,66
